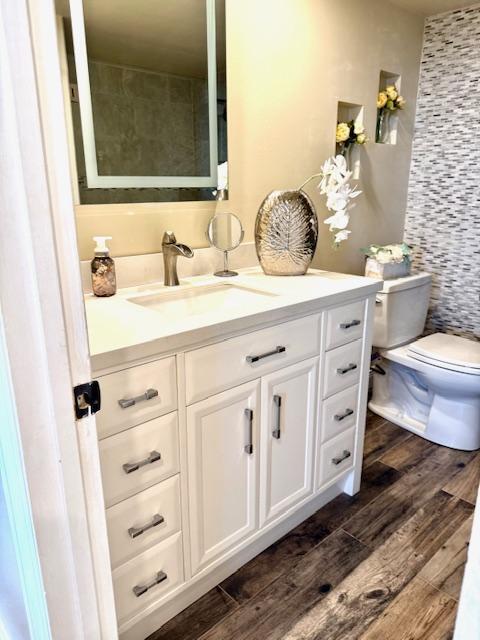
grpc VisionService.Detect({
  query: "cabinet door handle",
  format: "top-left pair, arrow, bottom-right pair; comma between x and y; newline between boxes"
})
244,408 -> 253,454
272,394 -> 282,439
332,450 -> 351,466
246,346 -> 286,364
122,450 -> 161,474
339,319 -> 361,330
336,363 -> 357,375
118,388 -> 159,409
132,570 -> 167,597
334,408 -> 354,422
128,514 -> 165,539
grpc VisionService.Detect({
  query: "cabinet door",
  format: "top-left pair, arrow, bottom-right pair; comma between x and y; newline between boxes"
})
187,379 -> 260,575
260,358 -> 318,527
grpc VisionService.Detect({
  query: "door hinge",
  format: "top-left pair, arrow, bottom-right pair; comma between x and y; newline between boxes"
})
74,380 -> 101,419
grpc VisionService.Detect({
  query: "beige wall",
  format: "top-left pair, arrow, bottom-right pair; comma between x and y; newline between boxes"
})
75,0 -> 425,273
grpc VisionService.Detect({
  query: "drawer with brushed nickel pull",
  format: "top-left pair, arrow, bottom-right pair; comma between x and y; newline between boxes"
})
99,412 -> 179,507
317,427 -> 356,489
323,339 -> 363,398
106,475 -> 181,569
112,531 -> 184,626
321,384 -> 359,443
96,356 -> 177,439
325,299 -> 365,350
184,314 -> 320,404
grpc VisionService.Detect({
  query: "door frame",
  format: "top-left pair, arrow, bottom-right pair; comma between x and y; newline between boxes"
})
0,0 -> 116,637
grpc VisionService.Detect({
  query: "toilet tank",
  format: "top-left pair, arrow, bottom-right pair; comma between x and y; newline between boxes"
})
373,273 -> 432,349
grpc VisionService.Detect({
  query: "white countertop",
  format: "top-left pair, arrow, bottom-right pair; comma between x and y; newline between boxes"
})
86,267 -> 382,372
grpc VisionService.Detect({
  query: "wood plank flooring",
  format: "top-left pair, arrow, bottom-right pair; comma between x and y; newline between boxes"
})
147,412 -> 479,640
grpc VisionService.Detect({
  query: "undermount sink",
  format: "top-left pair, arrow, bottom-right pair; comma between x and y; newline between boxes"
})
128,282 -> 279,318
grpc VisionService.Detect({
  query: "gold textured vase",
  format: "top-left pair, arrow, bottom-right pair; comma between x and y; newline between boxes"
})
255,190 -> 318,276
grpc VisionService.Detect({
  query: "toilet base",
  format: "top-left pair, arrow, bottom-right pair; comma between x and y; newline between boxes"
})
369,356 -> 480,451
368,399 -> 428,440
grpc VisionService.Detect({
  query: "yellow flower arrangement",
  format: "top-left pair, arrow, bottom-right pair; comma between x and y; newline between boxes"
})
336,122 -> 350,143
377,91 -> 388,108
336,120 -> 369,155
385,85 -> 398,100
376,84 -> 406,142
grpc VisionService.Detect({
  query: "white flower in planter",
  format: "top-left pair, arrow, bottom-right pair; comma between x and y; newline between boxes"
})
362,243 -> 412,274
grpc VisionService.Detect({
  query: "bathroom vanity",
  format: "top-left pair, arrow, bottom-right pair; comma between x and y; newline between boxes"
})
85,267 -> 382,639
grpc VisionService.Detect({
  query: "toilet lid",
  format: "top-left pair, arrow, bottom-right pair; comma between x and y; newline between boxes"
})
408,333 -> 480,373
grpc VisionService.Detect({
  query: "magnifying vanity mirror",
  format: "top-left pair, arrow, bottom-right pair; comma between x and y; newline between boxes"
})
206,213 -> 244,277
55,0 -> 227,204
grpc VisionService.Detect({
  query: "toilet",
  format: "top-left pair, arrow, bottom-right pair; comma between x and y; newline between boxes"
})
369,273 -> 480,450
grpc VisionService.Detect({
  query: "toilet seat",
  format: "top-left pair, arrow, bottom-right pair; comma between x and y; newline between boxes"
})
407,333 -> 480,376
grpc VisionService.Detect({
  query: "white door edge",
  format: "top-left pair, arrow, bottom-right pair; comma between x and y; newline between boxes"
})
0,0 -> 117,637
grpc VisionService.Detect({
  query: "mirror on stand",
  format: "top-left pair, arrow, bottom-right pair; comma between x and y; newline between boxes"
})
206,212 -> 244,277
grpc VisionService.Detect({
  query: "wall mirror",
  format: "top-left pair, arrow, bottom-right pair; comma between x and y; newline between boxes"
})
55,0 -> 227,204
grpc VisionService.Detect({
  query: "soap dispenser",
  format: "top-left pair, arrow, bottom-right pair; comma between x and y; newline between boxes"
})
91,236 -> 116,297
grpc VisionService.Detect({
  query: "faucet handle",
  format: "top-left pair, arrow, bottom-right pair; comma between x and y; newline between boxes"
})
162,230 -> 177,245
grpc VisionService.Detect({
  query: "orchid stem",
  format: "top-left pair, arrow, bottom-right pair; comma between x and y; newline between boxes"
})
297,172 -> 323,192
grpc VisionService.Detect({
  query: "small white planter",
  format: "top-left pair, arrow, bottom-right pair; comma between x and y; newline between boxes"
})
365,257 -> 410,280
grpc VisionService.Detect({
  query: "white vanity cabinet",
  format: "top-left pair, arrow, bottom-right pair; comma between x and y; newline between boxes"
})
186,380 -> 260,575
87,277 -> 380,640
260,357 -> 318,527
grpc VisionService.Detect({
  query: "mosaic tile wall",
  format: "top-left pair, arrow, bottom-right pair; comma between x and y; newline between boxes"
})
404,5 -> 480,340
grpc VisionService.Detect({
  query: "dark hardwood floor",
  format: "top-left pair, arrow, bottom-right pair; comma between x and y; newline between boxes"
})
147,412 -> 478,640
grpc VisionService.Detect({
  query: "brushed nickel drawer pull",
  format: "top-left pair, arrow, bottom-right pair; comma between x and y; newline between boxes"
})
272,394 -> 282,439
128,514 -> 165,539
246,346 -> 286,364
118,388 -> 159,409
334,408 -> 354,421
332,450 -> 351,466
122,450 -> 161,474
244,408 -> 254,454
132,570 -> 167,597
339,319 -> 361,330
336,363 -> 357,375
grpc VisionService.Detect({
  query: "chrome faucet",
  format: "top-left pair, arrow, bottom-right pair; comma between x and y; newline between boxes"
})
162,231 -> 194,286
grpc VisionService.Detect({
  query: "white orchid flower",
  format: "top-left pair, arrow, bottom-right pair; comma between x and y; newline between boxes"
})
313,154 -> 362,245
333,155 -> 347,172
324,210 -> 350,230
327,192 -> 348,211
334,230 -> 351,243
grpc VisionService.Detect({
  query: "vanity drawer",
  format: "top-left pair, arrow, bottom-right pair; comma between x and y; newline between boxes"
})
99,412 -> 179,507
325,300 -> 365,350
96,356 -> 177,439
106,475 -> 181,569
321,385 -> 359,443
323,339 -> 362,399
185,314 -> 321,404
317,427 -> 355,489
113,531 -> 184,626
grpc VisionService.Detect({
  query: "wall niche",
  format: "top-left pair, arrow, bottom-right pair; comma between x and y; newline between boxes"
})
376,70 -> 401,145
336,101 -> 364,179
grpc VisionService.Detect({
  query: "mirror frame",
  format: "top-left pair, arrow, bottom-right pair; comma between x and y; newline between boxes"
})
206,212 -> 244,252
69,0 -> 219,189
